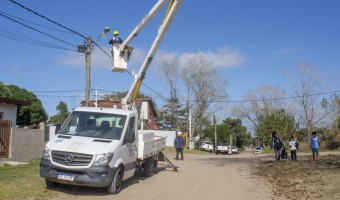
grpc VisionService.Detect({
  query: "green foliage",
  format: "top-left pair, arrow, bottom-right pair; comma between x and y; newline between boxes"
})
4,84 -> 48,125
0,82 -> 11,98
156,98 -> 187,131
256,109 -> 298,146
48,101 -> 70,124
204,117 -> 252,147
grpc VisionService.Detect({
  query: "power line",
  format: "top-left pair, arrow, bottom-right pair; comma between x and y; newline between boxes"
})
0,54 -> 83,76
32,89 -> 339,103
93,42 -> 111,58
0,10 -> 72,33
0,28 -> 77,51
0,13 -> 77,47
8,0 -> 87,39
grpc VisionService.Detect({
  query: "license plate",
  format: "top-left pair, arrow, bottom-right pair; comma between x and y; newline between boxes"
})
57,173 -> 75,181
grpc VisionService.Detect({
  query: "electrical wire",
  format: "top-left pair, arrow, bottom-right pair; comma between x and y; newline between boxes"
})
31,89 -> 339,103
0,28 -> 77,51
0,13 -> 77,47
8,0 -> 87,39
0,10 -> 72,33
0,54 -> 83,76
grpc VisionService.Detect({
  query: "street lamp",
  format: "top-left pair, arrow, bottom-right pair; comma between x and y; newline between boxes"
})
96,27 -> 111,42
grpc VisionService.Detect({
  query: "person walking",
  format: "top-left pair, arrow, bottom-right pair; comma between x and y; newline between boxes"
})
271,131 -> 283,161
174,131 -> 185,160
309,131 -> 321,161
289,135 -> 297,161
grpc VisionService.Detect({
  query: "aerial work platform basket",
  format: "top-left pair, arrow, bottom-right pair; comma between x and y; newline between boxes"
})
111,43 -> 128,73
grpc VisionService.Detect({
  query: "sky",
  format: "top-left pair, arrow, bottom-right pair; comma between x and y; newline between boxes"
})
1,0 -> 339,126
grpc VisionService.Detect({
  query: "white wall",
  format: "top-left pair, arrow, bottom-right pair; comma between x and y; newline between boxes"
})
139,130 -> 176,147
0,103 -> 17,127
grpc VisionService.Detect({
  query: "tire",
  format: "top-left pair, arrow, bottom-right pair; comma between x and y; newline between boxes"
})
154,160 -> 158,169
45,179 -> 59,187
107,167 -> 123,194
144,157 -> 155,177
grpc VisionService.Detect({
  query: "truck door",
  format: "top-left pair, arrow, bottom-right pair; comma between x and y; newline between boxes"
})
122,116 -> 137,180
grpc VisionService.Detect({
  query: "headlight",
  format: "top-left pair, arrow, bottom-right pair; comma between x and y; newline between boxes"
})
42,147 -> 51,160
93,153 -> 113,166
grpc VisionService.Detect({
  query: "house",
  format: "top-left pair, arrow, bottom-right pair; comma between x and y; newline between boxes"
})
0,97 -> 44,162
82,98 -> 158,130
0,97 -> 31,128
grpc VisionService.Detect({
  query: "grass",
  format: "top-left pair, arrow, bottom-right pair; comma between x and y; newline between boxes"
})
0,160 -> 58,200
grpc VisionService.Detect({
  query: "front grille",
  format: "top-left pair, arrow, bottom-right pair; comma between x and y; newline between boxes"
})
51,150 -> 93,166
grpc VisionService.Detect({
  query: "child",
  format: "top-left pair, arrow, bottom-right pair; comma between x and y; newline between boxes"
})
309,131 -> 321,161
289,136 -> 297,161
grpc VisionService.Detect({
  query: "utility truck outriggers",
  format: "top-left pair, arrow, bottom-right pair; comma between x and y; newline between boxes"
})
40,0 -> 182,194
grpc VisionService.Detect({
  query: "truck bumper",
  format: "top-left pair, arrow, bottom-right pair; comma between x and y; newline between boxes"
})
40,158 -> 117,187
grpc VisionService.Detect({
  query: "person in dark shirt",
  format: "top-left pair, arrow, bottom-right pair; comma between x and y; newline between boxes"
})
174,131 -> 185,160
109,30 -> 123,45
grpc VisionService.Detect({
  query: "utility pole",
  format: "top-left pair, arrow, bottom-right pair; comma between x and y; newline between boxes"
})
85,36 -> 92,106
78,27 -> 110,107
188,101 -> 192,150
213,115 -> 217,150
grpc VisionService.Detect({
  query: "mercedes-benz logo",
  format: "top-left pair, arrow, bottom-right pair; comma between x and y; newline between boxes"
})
65,154 -> 74,163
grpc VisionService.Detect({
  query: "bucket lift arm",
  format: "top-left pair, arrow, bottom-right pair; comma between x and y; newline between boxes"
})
111,0 -> 182,109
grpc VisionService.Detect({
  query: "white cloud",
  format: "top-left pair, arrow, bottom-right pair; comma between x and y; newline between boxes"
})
156,46 -> 247,68
60,46 -> 246,70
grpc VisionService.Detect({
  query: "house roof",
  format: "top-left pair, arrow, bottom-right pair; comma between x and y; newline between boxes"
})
0,97 -> 31,106
82,98 -> 158,117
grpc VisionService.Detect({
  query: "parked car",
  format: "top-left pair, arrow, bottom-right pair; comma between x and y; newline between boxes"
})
200,141 -> 214,152
254,147 -> 263,155
216,143 -> 229,154
231,146 -> 240,154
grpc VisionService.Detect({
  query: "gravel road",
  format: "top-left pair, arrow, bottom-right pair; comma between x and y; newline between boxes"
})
52,152 -> 279,200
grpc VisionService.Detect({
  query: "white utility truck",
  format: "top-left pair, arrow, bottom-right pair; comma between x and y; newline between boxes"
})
40,0 -> 182,194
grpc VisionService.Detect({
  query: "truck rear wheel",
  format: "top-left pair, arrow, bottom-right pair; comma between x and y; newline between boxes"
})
144,157 -> 155,177
108,167 -> 123,194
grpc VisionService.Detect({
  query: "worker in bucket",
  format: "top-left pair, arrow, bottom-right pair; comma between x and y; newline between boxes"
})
109,30 -> 123,45
174,131 -> 185,160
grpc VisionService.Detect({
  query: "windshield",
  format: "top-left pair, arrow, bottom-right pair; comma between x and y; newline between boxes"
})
59,111 -> 126,140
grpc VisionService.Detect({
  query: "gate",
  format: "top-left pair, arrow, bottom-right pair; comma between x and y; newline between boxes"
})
0,119 -> 11,158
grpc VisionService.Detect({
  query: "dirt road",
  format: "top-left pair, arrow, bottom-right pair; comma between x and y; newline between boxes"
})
53,152 -> 278,200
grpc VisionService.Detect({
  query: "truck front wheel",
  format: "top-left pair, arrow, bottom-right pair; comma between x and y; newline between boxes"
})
144,157 -> 155,177
108,167 -> 123,194
45,179 -> 59,187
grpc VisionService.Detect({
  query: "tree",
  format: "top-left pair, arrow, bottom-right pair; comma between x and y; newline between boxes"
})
157,57 -> 184,131
286,63 -> 335,130
255,109 -> 298,146
49,101 -> 70,124
0,82 -> 11,98
232,86 -> 287,130
204,117 -> 251,148
157,55 -> 228,136
6,84 -> 48,125
181,55 -> 228,138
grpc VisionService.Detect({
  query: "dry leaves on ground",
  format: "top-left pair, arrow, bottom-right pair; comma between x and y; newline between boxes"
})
256,154 -> 340,200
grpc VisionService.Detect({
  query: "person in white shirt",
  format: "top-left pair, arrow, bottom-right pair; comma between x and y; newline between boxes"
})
289,136 -> 297,161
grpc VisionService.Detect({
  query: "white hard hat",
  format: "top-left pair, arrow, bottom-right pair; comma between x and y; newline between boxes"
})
177,131 -> 182,135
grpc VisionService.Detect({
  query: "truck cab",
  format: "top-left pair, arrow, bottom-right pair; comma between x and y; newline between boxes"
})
40,107 -> 141,194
